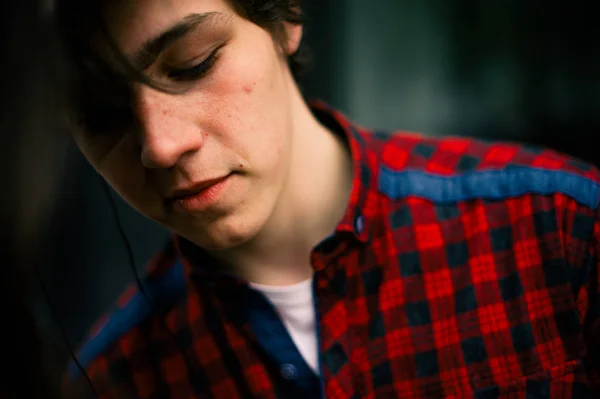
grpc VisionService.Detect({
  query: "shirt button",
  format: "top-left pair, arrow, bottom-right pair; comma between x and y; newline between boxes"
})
280,364 -> 298,380
355,214 -> 364,234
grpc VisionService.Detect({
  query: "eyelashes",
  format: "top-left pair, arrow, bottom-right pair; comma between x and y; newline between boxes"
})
165,47 -> 222,82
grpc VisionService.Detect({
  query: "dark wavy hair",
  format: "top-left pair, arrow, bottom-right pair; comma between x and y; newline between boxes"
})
54,0 -> 307,135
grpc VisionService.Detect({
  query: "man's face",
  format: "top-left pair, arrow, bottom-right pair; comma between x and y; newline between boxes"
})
74,0 -> 302,250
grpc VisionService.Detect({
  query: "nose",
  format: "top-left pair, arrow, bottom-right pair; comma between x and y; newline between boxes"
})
135,87 -> 204,169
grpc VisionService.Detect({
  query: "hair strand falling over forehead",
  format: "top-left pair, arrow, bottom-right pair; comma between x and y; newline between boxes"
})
54,0 -> 308,134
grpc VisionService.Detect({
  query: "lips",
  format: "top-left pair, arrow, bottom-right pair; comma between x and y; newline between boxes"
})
165,174 -> 232,212
167,175 -> 229,201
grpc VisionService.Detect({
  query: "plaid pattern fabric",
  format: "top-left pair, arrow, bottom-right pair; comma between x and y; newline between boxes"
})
68,103 -> 600,398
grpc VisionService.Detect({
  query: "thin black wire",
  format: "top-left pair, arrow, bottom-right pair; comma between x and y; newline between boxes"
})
33,265 -> 99,398
100,179 -> 151,307
100,178 -> 200,395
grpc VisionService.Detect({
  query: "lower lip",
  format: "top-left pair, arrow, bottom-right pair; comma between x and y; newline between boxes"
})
171,175 -> 231,212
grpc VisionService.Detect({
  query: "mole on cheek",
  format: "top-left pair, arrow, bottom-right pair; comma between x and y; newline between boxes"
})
242,84 -> 254,94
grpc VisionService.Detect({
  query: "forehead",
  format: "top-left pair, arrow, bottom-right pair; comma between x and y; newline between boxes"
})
103,0 -> 234,54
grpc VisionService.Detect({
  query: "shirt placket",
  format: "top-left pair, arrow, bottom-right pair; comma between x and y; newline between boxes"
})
312,235 -> 357,399
243,286 -> 322,397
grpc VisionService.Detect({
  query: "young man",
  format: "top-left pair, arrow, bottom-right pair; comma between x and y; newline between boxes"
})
58,0 -> 600,397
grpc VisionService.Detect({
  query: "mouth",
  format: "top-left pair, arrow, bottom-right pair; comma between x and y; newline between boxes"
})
166,174 -> 232,212
168,175 -> 230,200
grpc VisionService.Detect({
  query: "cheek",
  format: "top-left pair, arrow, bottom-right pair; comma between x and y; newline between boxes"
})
200,37 -> 291,168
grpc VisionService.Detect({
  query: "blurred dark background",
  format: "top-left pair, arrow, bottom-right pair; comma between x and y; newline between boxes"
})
35,0 -> 599,368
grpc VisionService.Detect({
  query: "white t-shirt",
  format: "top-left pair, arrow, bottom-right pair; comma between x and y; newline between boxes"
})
249,278 -> 319,374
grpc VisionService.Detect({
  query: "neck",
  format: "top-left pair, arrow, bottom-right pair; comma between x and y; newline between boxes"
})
211,80 -> 353,286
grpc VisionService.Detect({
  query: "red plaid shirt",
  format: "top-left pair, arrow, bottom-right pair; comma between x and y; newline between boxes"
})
69,103 -> 600,398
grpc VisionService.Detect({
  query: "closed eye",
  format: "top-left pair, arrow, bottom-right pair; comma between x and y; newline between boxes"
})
166,47 -> 221,82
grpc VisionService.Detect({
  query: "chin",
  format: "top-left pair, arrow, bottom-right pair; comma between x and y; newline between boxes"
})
172,185 -> 278,252
183,213 -> 265,252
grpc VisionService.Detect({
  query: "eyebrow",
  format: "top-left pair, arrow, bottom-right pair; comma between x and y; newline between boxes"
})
132,12 -> 224,70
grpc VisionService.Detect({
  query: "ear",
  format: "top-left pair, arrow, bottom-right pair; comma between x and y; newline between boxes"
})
282,22 -> 303,55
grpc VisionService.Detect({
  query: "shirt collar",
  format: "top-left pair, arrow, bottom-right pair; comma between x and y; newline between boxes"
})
310,101 -> 374,243
174,234 -> 247,288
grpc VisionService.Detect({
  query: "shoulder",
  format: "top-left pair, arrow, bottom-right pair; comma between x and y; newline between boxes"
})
67,239 -> 187,380
362,130 -> 600,210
